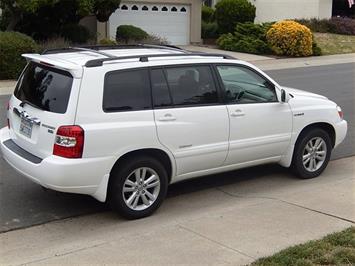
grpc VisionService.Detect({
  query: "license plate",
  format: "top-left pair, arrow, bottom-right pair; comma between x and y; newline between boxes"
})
19,118 -> 33,138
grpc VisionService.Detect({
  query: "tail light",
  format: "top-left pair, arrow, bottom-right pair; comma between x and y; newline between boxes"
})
53,126 -> 84,158
337,106 -> 343,120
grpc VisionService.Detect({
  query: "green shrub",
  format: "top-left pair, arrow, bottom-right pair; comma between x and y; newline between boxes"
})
216,33 -> 235,50
141,34 -> 168,45
234,22 -> 272,40
312,41 -> 322,56
217,22 -> 272,55
99,38 -> 117,45
116,25 -> 149,44
217,33 -> 270,54
215,0 -> 256,33
61,24 -> 92,44
202,21 -> 219,39
266,20 -> 313,57
202,5 -> 215,23
0,31 -> 38,79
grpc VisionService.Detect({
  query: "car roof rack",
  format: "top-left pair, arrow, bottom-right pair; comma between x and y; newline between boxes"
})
85,53 -> 236,67
42,44 -> 184,56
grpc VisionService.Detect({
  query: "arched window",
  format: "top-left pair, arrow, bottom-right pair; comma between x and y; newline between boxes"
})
132,5 -> 138,10
152,6 -> 158,11
171,6 -> 178,12
142,5 -> 149,11
162,6 -> 168,11
180,7 -> 187,12
121,5 -> 128,10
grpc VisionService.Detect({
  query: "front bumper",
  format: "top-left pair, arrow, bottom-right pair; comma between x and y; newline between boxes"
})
0,127 -> 114,201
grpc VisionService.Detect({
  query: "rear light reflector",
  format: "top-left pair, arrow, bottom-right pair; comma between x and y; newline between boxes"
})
337,106 -> 343,120
53,126 -> 84,158
6,101 -> 10,129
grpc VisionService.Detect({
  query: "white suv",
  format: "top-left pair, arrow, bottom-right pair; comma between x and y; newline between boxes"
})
0,45 -> 348,219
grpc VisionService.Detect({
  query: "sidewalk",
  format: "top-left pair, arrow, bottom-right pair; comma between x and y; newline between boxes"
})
1,157 -> 354,265
0,80 -> 16,96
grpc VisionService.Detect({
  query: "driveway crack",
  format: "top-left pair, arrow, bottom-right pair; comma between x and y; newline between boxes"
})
216,188 -> 355,224
177,224 -> 256,260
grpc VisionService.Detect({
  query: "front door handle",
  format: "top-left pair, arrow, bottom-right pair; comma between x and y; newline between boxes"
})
158,113 -> 176,122
230,109 -> 245,117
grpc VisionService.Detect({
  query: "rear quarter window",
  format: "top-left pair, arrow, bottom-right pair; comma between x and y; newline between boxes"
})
103,69 -> 152,112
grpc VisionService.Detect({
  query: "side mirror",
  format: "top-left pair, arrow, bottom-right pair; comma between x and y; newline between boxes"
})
281,89 -> 290,103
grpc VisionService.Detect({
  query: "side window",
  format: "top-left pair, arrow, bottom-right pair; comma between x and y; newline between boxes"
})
103,69 -> 151,112
151,69 -> 172,108
216,65 -> 278,104
164,66 -> 218,106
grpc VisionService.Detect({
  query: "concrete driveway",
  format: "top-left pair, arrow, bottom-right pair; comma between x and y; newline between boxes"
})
1,157 -> 354,265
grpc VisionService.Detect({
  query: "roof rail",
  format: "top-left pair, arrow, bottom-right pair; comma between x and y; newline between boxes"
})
85,53 -> 236,67
42,47 -> 117,58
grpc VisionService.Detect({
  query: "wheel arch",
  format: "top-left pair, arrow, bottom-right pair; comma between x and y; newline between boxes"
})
279,121 -> 336,168
296,122 -> 336,148
107,148 -> 175,198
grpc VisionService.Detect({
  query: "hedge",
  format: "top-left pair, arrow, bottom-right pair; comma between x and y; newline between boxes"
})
116,25 -> 149,43
0,31 -> 38,79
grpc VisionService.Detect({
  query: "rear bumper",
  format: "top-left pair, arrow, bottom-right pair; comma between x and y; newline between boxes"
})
0,127 -> 114,202
334,120 -> 348,148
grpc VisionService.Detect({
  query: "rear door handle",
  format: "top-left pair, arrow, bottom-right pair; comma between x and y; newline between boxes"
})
230,109 -> 245,117
158,114 -> 176,122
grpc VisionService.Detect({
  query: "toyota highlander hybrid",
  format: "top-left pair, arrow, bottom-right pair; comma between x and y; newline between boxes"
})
0,45 -> 347,219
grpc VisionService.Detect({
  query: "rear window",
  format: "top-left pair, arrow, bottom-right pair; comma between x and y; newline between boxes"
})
14,62 -> 73,114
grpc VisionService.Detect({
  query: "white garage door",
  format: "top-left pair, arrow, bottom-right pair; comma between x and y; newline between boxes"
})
109,3 -> 190,45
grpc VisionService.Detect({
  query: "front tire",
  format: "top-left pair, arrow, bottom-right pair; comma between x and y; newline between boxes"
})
109,156 -> 168,219
291,128 -> 332,179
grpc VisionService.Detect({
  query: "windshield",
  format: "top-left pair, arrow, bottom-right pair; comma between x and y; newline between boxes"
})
14,62 -> 73,114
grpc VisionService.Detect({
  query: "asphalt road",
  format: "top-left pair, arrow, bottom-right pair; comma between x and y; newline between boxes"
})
0,63 -> 354,233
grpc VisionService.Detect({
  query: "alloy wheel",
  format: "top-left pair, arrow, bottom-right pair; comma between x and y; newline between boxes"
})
122,167 -> 161,211
302,137 -> 327,172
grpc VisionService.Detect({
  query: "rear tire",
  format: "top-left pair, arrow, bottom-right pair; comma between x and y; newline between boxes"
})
291,128 -> 332,179
109,156 -> 168,219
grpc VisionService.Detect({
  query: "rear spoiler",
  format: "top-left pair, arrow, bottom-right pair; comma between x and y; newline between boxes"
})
22,54 -> 83,78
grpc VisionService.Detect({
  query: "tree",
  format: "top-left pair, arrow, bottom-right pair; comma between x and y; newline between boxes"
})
0,0 -> 121,31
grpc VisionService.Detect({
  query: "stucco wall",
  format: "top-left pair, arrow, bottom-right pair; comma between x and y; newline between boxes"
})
251,0 -> 333,23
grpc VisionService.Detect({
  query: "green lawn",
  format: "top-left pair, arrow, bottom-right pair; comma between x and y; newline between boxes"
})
314,33 -> 355,55
252,227 -> 355,266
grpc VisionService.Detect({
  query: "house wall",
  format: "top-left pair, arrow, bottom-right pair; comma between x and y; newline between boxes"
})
210,0 -> 333,22
97,0 -> 202,44
253,0 -> 333,23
